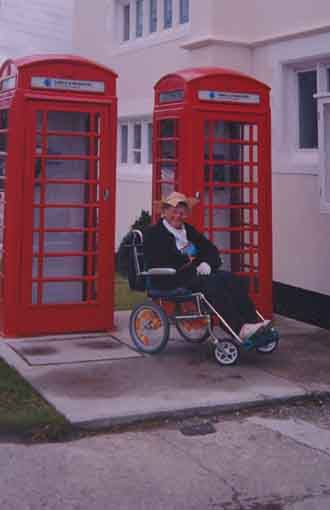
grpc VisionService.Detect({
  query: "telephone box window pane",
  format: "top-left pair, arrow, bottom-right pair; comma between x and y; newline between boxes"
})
164,0 -> 172,28
44,159 -> 89,180
0,157 -> 6,180
149,0 -> 157,32
0,134 -> 7,153
161,182 -> 175,198
44,208 -> 90,229
161,163 -> 175,181
0,110 -> 8,129
47,111 -> 91,132
43,232 -> 87,252
44,183 -> 90,204
121,125 -> 128,163
136,0 -> 143,37
47,136 -> 90,156
179,0 -> 189,23
42,257 -> 87,278
123,4 -> 130,41
41,282 -> 86,304
298,70 -> 318,149
160,140 -> 176,159
160,119 -> 176,137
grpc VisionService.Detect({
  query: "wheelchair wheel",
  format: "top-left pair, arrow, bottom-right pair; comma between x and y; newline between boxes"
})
176,317 -> 210,343
214,340 -> 240,366
129,301 -> 170,354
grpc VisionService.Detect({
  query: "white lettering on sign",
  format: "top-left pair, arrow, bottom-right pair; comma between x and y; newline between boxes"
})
0,76 -> 16,91
198,90 -> 260,104
31,77 -> 105,93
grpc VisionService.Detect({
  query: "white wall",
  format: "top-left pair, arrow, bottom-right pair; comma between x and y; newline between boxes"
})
0,0 -> 74,62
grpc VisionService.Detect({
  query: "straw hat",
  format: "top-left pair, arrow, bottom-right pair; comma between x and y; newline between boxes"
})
154,191 -> 199,212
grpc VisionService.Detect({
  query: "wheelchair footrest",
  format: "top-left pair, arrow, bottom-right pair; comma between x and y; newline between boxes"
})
242,327 -> 279,352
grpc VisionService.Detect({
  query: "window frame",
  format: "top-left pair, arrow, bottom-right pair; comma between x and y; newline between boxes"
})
118,119 -> 153,171
317,97 -> 330,213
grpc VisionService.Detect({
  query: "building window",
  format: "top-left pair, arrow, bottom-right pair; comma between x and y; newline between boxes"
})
119,120 -> 153,167
298,70 -> 318,149
179,0 -> 189,24
164,0 -> 172,29
147,122 -> 153,163
136,0 -> 143,37
120,125 -> 128,163
123,3 -> 130,41
149,0 -> 157,33
133,123 -> 142,163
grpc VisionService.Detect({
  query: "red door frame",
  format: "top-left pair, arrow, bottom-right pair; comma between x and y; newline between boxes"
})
192,109 -> 272,316
16,98 -> 115,336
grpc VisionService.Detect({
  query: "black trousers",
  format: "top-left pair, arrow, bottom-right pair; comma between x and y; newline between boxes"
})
185,270 -> 259,334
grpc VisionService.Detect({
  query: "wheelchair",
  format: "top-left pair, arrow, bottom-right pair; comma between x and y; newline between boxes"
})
127,230 -> 279,366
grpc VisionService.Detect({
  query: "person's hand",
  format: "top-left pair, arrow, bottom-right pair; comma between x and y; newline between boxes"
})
196,262 -> 211,276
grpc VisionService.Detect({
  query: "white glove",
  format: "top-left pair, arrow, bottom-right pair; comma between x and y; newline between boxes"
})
196,262 -> 211,276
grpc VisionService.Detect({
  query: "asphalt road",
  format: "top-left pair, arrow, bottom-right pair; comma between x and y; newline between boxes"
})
1,399 -> 330,510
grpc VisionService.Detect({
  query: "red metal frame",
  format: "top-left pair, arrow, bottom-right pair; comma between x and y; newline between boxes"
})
153,68 -> 272,317
0,55 -> 117,336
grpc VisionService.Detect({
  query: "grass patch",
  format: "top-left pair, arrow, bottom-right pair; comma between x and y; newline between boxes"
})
0,359 -> 74,442
115,273 -> 145,310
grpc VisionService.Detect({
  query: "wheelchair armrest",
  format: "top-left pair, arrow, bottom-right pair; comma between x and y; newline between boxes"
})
141,267 -> 176,276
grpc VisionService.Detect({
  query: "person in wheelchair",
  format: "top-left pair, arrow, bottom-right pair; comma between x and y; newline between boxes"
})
143,191 -> 270,341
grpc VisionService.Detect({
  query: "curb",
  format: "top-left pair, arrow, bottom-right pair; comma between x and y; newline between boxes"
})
73,391 -> 330,431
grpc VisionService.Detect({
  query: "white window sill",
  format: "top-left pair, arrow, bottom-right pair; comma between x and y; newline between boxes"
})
111,23 -> 191,55
275,149 -> 319,175
118,164 -> 152,182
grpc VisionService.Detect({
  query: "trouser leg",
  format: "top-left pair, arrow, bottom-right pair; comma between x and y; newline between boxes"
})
186,272 -> 250,334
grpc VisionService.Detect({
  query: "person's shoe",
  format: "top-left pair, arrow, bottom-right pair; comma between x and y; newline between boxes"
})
239,322 -> 264,340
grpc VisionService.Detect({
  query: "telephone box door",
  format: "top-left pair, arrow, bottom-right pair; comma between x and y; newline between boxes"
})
193,111 -> 272,313
19,101 -> 114,334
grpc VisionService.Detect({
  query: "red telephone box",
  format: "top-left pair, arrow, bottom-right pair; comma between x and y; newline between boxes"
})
0,55 -> 117,336
153,68 -> 272,317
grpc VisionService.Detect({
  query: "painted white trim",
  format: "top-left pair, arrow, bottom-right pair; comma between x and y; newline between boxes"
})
318,98 -> 330,214
181,24 -> 330,51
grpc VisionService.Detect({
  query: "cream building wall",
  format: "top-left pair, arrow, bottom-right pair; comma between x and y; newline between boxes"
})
73,0 -> 330,299
0,0 -> 74,62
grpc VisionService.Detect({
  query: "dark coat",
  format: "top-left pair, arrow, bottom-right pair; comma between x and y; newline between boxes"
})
143,220 -> 221,290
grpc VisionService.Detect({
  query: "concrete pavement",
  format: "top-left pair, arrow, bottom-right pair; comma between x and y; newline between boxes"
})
0,313 -> 329,428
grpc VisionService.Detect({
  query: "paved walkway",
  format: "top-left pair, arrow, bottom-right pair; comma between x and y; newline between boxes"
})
0,313 -> 329,428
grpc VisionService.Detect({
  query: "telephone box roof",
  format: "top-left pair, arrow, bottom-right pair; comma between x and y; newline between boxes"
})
0,54 -> 118,78
155,67 -> 270,90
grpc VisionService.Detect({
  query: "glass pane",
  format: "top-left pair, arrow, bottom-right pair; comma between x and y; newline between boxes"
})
43,159 -> 89,180
180,0 -> 189,23
160,140 -> 176,159
133,123 -> 142,149
0,134 -> 7,153
41,282 -> 86,304
47,136 -> 90,155
0,110 -> 8,130
298,70 -> 318,149
42,231 -> 91,252
44,183 -> 96,204
136,0 -> 143,37
160,119 -> 176,137
44,207 -> 92,229
161,182 -> 175,198
42,256 -> 86,277
324,103 -> 330,202
123,4 -> 130,41
147,123 -> 153,164
133,151 -> 141,164
160,163 -> 175,181
164,0 -> 172,28
47,112 -> 91,132
149,0 -> 157,32
121,125 -> 128,163
0,157 -> 6,184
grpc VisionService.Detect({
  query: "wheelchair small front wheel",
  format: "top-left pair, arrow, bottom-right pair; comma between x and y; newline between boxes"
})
214,340 -> 240,366
256,339 -> 279,354
129,301 -> 170,354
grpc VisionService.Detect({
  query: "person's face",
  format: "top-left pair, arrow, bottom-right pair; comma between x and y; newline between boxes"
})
163,204 -> 189,229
